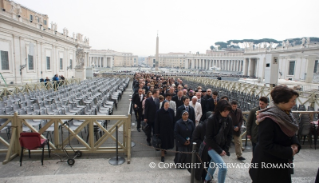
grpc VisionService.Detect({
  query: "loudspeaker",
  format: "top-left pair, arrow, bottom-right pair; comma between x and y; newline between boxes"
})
264,54 -> 279,85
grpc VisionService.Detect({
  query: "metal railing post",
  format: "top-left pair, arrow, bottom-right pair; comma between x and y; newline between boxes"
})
190,142 -> 196,183
109,125 -> 125,165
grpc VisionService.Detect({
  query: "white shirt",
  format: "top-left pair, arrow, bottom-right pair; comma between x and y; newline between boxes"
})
169,100 -> 176,116
189,102 -> 202,122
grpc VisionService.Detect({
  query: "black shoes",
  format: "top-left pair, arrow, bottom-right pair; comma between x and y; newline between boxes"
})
137,128 -> 141,132
237,157 -> 246,161
161,156 -> 165,162
147,141 -> 151,146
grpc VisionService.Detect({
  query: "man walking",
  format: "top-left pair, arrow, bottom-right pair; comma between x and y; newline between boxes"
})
144,89 -> 160,146
246,97 -> 268,154
229,101 -> 246,161
132,88 -> 144,132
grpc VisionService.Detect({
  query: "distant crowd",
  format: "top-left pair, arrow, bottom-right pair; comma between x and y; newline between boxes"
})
40,74 -> 65,87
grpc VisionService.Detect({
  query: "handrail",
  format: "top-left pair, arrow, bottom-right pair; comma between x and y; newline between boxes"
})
0,113 -> 132,164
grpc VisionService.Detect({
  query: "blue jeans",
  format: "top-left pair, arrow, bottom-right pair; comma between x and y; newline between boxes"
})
205,149 -> 227,183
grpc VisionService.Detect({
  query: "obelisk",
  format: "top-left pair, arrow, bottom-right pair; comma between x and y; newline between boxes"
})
155,33 -> 159,71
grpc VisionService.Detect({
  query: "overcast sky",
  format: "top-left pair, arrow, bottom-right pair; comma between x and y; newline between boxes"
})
15,0 -> 319,57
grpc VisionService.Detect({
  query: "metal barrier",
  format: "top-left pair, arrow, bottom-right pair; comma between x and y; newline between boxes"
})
183,77 -> 319,110
0,113 -> 132,164
240,111 -> 318,144
0,78 -> 81,100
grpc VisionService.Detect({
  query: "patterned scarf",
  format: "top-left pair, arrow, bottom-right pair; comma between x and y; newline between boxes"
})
256,105 -> 299,137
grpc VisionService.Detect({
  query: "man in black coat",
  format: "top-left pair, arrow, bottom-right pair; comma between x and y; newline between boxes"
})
144,89 -> 160,145
172,90 -> 184,109
132,88 -> 144,132
203,88 -> 212,100
176,96 -> 195,125
206,91 -> 219,112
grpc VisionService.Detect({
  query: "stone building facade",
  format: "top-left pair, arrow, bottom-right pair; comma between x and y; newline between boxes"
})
0,0 -> 90,83
88,49 -> 138,68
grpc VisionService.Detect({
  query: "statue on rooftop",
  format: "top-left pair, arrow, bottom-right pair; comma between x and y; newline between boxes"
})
16,5 -> 21,15
269,42 -> 273,49
301,38 -> 306,45
51,22 -> 54,30
63,28 -> 69,36
286,40 -> 289,48
10,1 -> 16,13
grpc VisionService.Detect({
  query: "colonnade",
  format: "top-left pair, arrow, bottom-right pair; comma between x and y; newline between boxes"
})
185,59 -> 244,72
88,56 -> 113,68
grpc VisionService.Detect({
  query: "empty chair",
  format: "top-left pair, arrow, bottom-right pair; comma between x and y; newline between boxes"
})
298,105 -> 306,111
19,132 -> 50,166
299,113 -> 312,145
40,115 -> 57,142
0,110 -> 11,139
20,109 -> 41,131
5,107 -> 14,115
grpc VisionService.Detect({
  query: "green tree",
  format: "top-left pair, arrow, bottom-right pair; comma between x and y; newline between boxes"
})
215,42 -> 228,49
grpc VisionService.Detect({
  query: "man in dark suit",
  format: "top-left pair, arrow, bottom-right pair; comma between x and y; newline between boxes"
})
206,91 -> 219,112
196,90 -> 207,122
144,89 -> 160,145
172,90 -> 184,109
203,88 -> 212,100
176,96 -> 195,125
134,82 -> 147,94
132,88 -> 144,132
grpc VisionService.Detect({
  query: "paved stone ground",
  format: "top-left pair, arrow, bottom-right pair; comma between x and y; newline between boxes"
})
0,81 -> 318,183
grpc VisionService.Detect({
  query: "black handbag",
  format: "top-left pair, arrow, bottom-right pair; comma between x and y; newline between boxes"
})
142,121 -> 150,135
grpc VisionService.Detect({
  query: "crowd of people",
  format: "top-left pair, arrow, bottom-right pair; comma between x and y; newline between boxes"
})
131,73 -> 302,183
40,74 -> 65,88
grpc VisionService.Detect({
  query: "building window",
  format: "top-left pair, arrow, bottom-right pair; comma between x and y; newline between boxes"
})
1,51 -> 9,70
44,20 -> 47,25
46,57 -> 50,70
60,58 -> 63,70
70,59 -> 72,69
30,15 -> 33,21
288,61 -> 295,75
28,55 -> 34,70
314,60 -> 318,73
